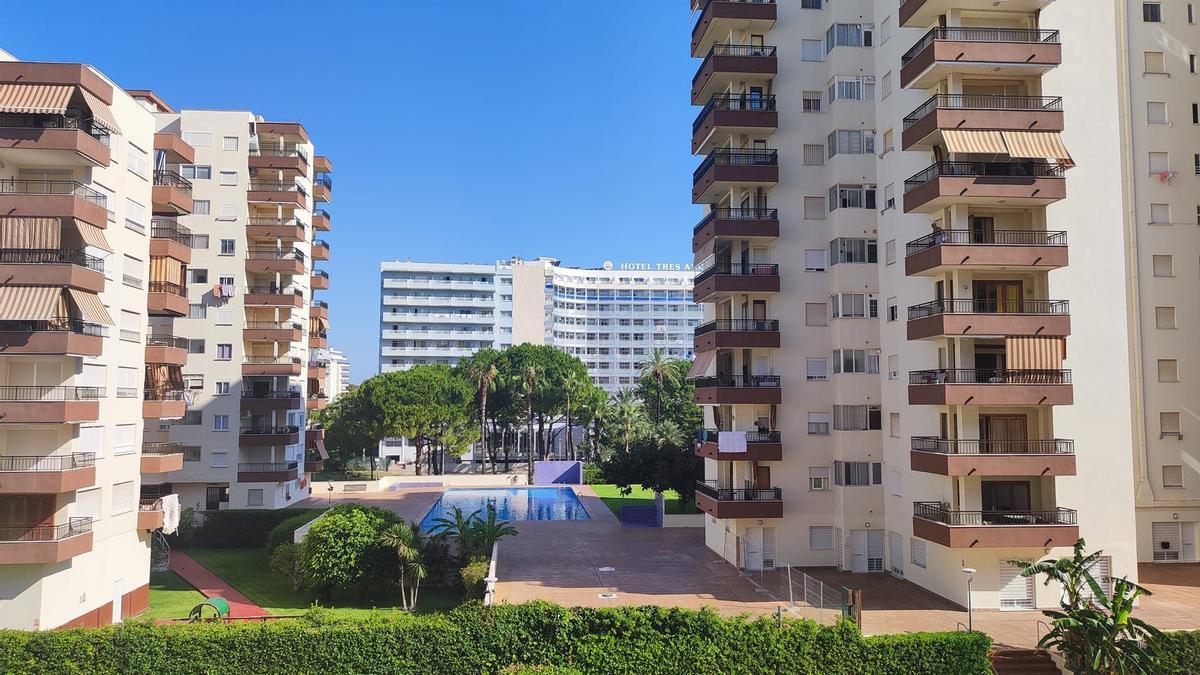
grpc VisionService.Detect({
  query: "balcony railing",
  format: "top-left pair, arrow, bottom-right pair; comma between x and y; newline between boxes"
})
248,180 -> 304,193
693,207 -> 778,233
692,0 -> 776,14
0,248 -> 105,272
0,178 -> 106,208
153,169 -> 193,196
693,148 -> 778,182
313,239 -> 330,250
914,501 -> 1077,526
241,426 -> 301,436
694,319 -> 779,335
0,386 -> 102,401
249,145 -> 308,160
148,281 -> 186,297
906,229 -> 1067,255
0,517 -> 92,542
243,356 -> 303,365
146,334 -> 189,349
246,285 -> 304,297
904,161 -> 1067,192
0,111 -> 109,143
313,175 -> 333,190
694,262 -> 778,284
247,248 -> 305,262
139,498 -> 163,511
150,218 -> 194,246
697,429 -> 780,444
696,480 -> 781,501
144,387 -> 186,402
238,461 -> 299,472
901,27 -> 1062,65
909,369 -> 1071,385
245,321 -> 303,331
313,270 -> 329,279
142,442 -> 183,456
694,44 -> 778,87
903,94 -> 1063,129
907,298 -> 1069,320
0,317 -> 104,336
0,453 -> 95,471
691,374 -> 781,388
241,391 -> 302,400
911,437 -> 1074,455
693,93 -> 777,133
313,300 -> 329,309
248,217 -> 305,229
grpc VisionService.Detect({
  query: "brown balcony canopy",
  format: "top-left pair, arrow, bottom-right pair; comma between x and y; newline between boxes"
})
66,288 -> 113,325
943,130 -> 1007,154
0,286 -> 60,320
0,217 -> 112,253
1003,131 -> 1073,164
0,83 -> 120,134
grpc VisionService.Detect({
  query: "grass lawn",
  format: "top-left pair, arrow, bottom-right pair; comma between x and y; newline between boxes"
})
143,571 -> 207,621
185,548 -> 460,617
589,483 -> 698,516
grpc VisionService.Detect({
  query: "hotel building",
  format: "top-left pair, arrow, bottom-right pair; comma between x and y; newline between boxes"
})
326,347 -> 350,401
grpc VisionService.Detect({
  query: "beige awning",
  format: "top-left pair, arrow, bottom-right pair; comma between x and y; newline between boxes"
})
73,219 -> 112,253
0,217 -> 60,249
77,87 -> 121,135
1001,131 -> 1073,164
0,286 -> 60,320
0,83 -> 73,114
67,288 -> 114,326
943,129 -> 1008,154
1006,336 -> 1065,370
686,349 -> 716,380
315,439 -> 329,460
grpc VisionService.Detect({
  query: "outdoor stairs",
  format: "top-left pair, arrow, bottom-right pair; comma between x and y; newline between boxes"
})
990,647 -> 1059,675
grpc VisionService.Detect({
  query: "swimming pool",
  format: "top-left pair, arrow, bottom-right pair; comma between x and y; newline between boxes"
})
419,487 -> 589,530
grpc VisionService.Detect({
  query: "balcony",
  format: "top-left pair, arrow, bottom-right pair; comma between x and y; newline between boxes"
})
147,281 -> 189,317
0,178 -> 107,227
910,437 -> 1076,477
693,375 -> 781,405
311,270 -> 329,290
244,321 -> 304,343
256,121 -> 310,143
240,425 -> 301,447
240,390 -> 303,413
913,501 -> 1078,548
0,453 -> 95,493
0,111 -> 111,166
692,208 -> 779,252
248,145 -> 308,172
909,369 -> 1072,406
310,300 -> 329,319
309,331 -> 328,349
695,430 -> 781,461
245,286 -> 305,308
312,239 -> 330,261
307,392 -> 328,411
694,319 -> 779,352
692,147 -> 778,204
692,44 -> 777,105
0,385 -> 101,423
0,518 -> 92,564
140,442 -> 184,474
247,217 -> 306,241
694,480 -> 782,519
145,334 -> 189,367
900,27 -> 1062,89
312,175 -> 331,203
900,0 -> 1056,28
242,357 -> 303,377
903,161 -> 1067,213
692,93 -> 777,154
905,229 -> 1068,276
691,0 -> 776,57
151,169 -> 194,216
237,461 -> 299,483
907,299 -> 1070,340
309,360 -> 328,380
137,498 -> 166,530
149,219 -> 193,264
312,209 -> 331,232
153,132 -> 195,164
247,180 -> 306,207
307,425 -> 325,450
902,95 -> 1064,150
692,263 -> 779,302
0,318 -> 104,357
305,452 -> 325,473
0,248 -> 105,293
143,388 -> 186,420
313,155 -> 332,173
245,248 -> 306,275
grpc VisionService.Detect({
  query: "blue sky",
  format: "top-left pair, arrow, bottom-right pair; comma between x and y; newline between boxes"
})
3,1 -> 702,382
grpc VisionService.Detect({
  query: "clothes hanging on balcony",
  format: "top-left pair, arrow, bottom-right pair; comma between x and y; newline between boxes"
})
161,494 -> 180,535
718,431 -> 747,453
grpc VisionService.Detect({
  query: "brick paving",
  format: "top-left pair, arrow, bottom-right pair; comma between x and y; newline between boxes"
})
168,551 -> 265,618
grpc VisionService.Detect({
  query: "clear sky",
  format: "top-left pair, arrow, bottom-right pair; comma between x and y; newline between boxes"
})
3,1 -> 703,383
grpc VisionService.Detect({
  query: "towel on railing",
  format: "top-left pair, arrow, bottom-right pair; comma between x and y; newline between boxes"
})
161,494 -> 181,535
718,431 -> 747,453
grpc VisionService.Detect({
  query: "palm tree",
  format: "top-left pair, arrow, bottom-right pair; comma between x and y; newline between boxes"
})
587,394 -> 612,464
653,420 -> 685,448
468,505 -> 519,554
467,360 -> 499,474
428,505 -> 480,559
379,521 -> 428,610
1011,538 -> 1106,610
562,372 -> 584,461
638,348 -> 678,423
516,367 -> 537,484
611,389 -> 647,453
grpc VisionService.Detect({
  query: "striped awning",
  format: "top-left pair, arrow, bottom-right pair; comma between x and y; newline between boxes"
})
686,349 -> 716,380
1002,131 -> 1073,164
77,87 -> 121,135
1006,336 -> 1065,370
67,288 -> 114,326
73,219 -> 112,253
0,83 -> 73,114
0,217 -> 60,250
942,129 -> 1008,154
315,439 -> 329,460
0,285 -> 60,320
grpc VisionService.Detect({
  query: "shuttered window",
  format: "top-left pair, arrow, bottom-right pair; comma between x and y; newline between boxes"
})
810,526 -> 834,550
910,538 -> 927,568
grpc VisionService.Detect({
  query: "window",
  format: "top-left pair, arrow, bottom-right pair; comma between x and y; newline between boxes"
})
1158,359 -> 1179,382
1156,306 -> 1177,329
188,268 -> 208,284
247,488 -> 264,507
805,303 -> 828,326
111,481 -> 135,514
210,451 -> 229,468
830,293 -> 877,319
888,354 -> 899,380
809,467 -> 830,492
116,366 -> 139,397
881,71 -> 892,99
183,374 -> 204,390
890,469 -> 902,495
126,144 -> 148,178
911,539 -> 927,568
181,411 -> 202,425
79,426 -> 103,459
1153,255 -> 1174,276
810,526 -> 834,550
1161,411 -> 1182,437
222,136 -> 239,151
889,413 -> 901,438
122,255 -> 143,288
1150,203 -> 1171,224
827,76 -> 872,102
219,205 -> 239,221
1191,3 -> 1196,23
114,424 -> 136,455
882,130 -> 894,155
216,343 -> 233,360
1163,465 -> 1184,488
215,381 -> 231,395
885,240 -> 896,265
833,404 -> 882,430
192,201 -> 210,216
833,461 -> 882,486
804,196 -> 827,220
215,309 -> 233,326
188,304 -> 207,320
879,15 -> 893,44
181,165 -> 211,180
119,310 -> 141,342
1192,53 -> 1198,74
1195,103 -> 1199,124
801,0 -> 821,7
825,24 -> 871,51
218,275 -> 234,287
1144,2 -> 1162,21
804,249 -> 827,272
802,40 -> 824,62
827,130 -> 875,157
886,297 -> 898,322
829,238 -> 878,264
828,184 -> 876,210
219,239 -> 236,255
807,412 -> 831,435
182,132 -> 212,147
213,414 -> 230,431
806,357 -> 829,381
219,171 -> 238,186
803,144 -> 826,166
1145,51 -> 1166,73
182,446 -> 201,462
125,198 -> 146,233
802,90 -> 823,113
73,488 -> 100,519
1148,102 -> 1168,124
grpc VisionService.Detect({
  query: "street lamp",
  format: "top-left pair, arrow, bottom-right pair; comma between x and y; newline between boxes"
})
961,567 -> 976,631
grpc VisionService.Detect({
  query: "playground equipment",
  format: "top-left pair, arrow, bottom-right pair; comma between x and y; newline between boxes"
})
187,597 -> 230,622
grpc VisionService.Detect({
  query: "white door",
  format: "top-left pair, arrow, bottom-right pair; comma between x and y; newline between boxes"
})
1184,524 -> 1197,562
888,531 -> 904,577
998,562 -> 1035,610
1152,522 -> 1183,562
867,530 -> 885,572
112,578 -> 123,624
762,527 -> 776,570
834,527 -> 846,570
744,527 -> 764,571
850,530 -> 869,573
754,356 -> 770,376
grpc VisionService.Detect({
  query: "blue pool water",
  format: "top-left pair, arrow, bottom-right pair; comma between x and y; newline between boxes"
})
419,487 -> 589,530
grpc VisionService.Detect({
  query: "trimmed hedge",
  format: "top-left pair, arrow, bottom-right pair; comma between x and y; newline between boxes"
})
0,602 -> 991,675
1154,631 -> 1200,673
173,508 -> 325,549
266,510 -> 327,552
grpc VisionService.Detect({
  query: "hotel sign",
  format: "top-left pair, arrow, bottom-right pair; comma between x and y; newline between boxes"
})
603,261 -> 693,271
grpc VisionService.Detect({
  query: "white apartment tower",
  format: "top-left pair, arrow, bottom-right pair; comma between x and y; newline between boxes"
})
326,347 -> 350,401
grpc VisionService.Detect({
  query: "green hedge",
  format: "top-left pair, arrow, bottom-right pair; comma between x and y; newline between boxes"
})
0,602 -> 991,675
266,511 -> 327,552
1153,631 -> 1200,673
172,508 -> 325,549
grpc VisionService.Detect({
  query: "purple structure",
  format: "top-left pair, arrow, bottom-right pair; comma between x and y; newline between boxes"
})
620,505 -> 662,527
533,460 -> 583,485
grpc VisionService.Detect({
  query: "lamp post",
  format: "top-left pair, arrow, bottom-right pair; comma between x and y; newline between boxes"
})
961,567 -> 976,631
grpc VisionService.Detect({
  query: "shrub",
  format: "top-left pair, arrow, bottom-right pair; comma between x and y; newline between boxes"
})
171,508 -> 325,549
460,557 -> 491,600
299,508 -> 395,600
269,543 -> 304,590
267,511 -> 327,552
1152,631 -> 1200,673
582,463 -> 605,485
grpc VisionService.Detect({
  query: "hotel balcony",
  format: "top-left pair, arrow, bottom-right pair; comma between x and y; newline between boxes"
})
242,356 -> 303,377
239,426 -> 301,447
691,0 -> 776,57
309,330 -> 328,349
244,321 -> 304,343
151,169 -> 194,216
311,270 -> 329,290
694,319 -> 779,352
147,281 -> 189,317
692,44 -> 777,105
145,334 -> 189,367
692,208 -> 779,252
695,430 -> 781,462
0,518 -> 92,564
142,388 -> 185,420
692,147 -> 778,204
313,210 -> 331,232
906,299 -> 1070,340
313,155 -> 332,173
149,219 -> 193,265
312,239 -> 330,261
900,27 -> 1062,89
137,498 -> 167,530
693,374 -> 781,405
255,121 -> 310,144
903,161 -> 1067,214
694,480 -> 782,519
692,93 -> 777,154
910,437 -> 1076,477
0,248 -> 105,293
0,453 -> 95,494
312,175 -> 331,203
908,369 -> 1072,406
237,461 -> 299,483
905,229 -> 1068,276
901,95 -> 1064,151
140,442 -> 184,473
308,360 -> 328,380
311,300 -> 329,320
153,132 -> 195,165
900,0 -> 1055,28
248,146 -> 308,173
247,217 -> 306,241
245,248 -> 306,275
0,318 -> 104,357
0,179 -> 107,227
247,180 -> 306,207
306,392 -> 328,411
244,286 -> 305,308
913,501 -> 1078,549
240,390 -> 303,413
692,263 -> 779,302
0,111 -> 111,166
305,452 -> 325,474
0,385 -> 101,423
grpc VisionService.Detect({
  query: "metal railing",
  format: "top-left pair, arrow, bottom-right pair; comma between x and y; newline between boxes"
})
696,480 -> 781,501
693,262 -> 778,284
313,270 -> 329,279
0,453 -> 95,471
146,334 -> 189,349
702,43 -> 777,60
693,207 -> 778,233
244,321 -> 303,331
144,387 -> 186,402
905,161 -> 1067,192
0,317 -> 104,336
914,501 -> 1077,526
693,147 -> 778,182
0,111 -> 109,142
241,425 -> 301,435
238,461 -> 299,472
139,498 -> 164,511
692,0 -> 775,15
309,331 -> 328,340
248,217 -> 304,228
910,437 -> 1074,455
0,178 -> 106,208
148,281 -> 186,297
153,169 -> 193,195
243,356 -> 302,365
909,369 -> 1072,385
0,517 -> 92,542
906,229 -> 1067,255
241,390 -> 301,399
313,209 -> 330,221
903,94 -> 1063,129
692,374 -> 781,388
245,285 -> 304,297
249,145 -> 308,160
246,248 -> 305,262
248,180 -> 304,193
902,27 -> 1061,65
0,386 -> 102,401
694,319 -> 779,334
142,442 -> 184,456
150,218 -> 194,246
312,300 -> 328,309
313,175 -> 333,190
693,93 -> 777,133
907,298 -> 1069,320
697,429 -> 780,444
0,248 -> 105,272
313,239 -> 330,250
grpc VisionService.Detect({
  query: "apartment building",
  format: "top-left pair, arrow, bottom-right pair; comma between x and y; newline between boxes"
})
326,347 -> 350,401
687,0 -> 1147,610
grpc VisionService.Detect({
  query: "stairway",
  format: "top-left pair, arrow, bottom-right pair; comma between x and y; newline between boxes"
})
990,647 -> 1059,674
